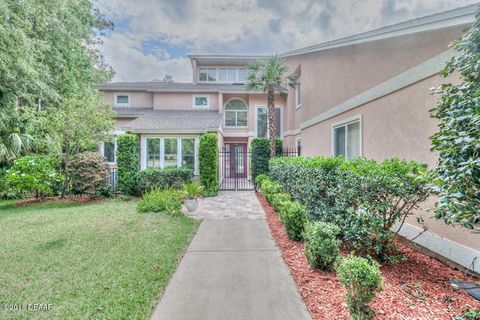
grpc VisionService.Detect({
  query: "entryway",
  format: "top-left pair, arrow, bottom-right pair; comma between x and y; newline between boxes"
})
219,143 -> 254,191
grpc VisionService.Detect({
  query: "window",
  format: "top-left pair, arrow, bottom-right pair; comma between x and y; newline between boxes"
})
296,139 -> 302,156
145,137 -> 198,173
193,95 -> 209,108
198,67 -> 247,83
224,99 -> 248,127
256,106 -> 282,138
114,93 -> 130,106
181,138 -> 195,170
164,138 -> 177,168
238,68 -> 246,82
103,141 -> 116,163
199,68 -> 208,81
295,81 -> 301,109
147,138 -> 161,167
333,118 -> 361,158
207,68 -> 216,81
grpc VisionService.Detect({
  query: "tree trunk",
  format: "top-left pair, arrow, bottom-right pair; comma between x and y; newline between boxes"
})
267,86 -> 276,157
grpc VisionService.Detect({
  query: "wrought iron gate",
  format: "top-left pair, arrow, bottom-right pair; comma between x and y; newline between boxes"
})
219,143 -> 254,190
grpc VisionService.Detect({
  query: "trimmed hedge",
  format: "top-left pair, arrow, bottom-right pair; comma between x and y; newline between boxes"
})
251,138 -> 282,177
135,167 -> 193,195
304,221 -> 341,269
117,134 -> 139,195
199,133 -> 218,196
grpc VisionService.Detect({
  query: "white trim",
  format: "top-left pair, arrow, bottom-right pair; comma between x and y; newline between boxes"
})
295,80 -> 301,109
100,138 -> 117,165
224,97 -> 249,128
301,49 -> 456,130
284,129 -> 301,137
394,222 -> 480,271
198,66 -> 247,84
255,105 -> 284,138
192,94 -> 210,109
331,114 -> 362,158
114,93 -> 131,107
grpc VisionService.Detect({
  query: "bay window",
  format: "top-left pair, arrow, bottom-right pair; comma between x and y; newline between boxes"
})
144,137 -> 198,173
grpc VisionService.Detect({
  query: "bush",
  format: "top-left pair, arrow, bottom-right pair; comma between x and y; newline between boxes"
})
336,255 -> 383,320
280,201 -> 307,241
135,167 -> 193,195
259,178 -> 283,203
271,192 -> 291,212
183,182 -> 204,199
5,155 -> 61,198
255,173 -> 269,186
117,134 -> 139,195
0,167 -> 19,199
304,221 -> 341,269
67,152 -> 110,198
454,309 -> 480,320
199,133 -> 218,196
251,138 -> 282,177
137,188 -> 183,214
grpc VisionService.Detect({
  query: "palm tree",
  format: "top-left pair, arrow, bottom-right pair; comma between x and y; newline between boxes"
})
246,55 -> 297,156
0,107 -> 32,166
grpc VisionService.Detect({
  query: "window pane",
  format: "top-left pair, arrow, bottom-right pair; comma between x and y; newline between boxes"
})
225,111 -> 236,126
256,107 -> 268,137
104,142 -> 115,163
218,68 -> 228,82
164,138 -> 178,167
199,69 -> 207,81
274,108 -> 281,137
347,121 -> 360,158
195,96 -> 208,107
238,68 -> 246,82
334,126 -> 346,157
227,68 -> 237,82
207,68 -> 216,81
147,138 -> 161,168
181,138 -> 195,171
116,95 -> 129,104
225,99 -> 247,110
237,111 -> 247,127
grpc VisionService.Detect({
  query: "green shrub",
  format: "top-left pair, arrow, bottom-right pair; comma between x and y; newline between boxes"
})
255,173 -> 269,186
454,309 -> 480,320
0,167 -> 19,199
137,188 -> 183,214
251,138 -> 282,178
67,152 -> 110,198
5,155 -> 61,198
183,182 -> 204,199
304,221 -> 341,269
336,255 -> 383,320
135,167 -> 193,195
280,201 -> 307,241
116,134 -> 139,195
199,133 -> 218,196
260,178 -> 283,203
271,192 -> 291,212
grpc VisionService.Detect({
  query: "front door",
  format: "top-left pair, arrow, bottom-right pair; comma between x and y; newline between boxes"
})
226,143 -> 247,178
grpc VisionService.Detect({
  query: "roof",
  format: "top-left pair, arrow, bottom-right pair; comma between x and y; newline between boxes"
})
95,82 -> 254,93
122,109 -> 222,133
113,107 -> 152,117
282,4 -> 477,57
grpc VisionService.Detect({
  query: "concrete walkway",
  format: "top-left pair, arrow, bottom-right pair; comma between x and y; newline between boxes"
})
151,192 -> 311,320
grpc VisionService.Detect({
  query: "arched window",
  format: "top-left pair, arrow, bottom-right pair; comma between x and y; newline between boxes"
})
224,99 -> 247,127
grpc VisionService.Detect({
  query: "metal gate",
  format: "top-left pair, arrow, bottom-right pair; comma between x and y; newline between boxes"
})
219,143 -> 254,190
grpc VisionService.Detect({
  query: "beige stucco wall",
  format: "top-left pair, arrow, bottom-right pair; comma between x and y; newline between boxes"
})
153,92 -> 219,110
103,91 -> 153,107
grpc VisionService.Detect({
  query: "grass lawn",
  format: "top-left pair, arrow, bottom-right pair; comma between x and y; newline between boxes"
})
0,199 -> 199,319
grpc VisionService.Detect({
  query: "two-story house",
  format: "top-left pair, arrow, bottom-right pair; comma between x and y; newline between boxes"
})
97,4 -> 479,272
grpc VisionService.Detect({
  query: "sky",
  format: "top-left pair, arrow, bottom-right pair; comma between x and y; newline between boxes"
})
96,0 -> 479,83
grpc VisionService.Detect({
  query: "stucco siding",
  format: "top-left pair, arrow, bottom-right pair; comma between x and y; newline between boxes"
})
103,91 -> 153,107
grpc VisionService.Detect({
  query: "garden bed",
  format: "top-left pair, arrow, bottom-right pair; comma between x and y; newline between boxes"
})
14,196 -> 105,207
257,192 -> 480,320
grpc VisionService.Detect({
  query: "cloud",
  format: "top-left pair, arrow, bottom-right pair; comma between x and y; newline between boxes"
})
96,0 -> 479,82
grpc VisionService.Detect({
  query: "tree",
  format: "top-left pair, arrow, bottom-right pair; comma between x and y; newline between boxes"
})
162,74 -> 174,82
430,8 -> 480,232
246,55 -> 297,156
0,107 -> 33,166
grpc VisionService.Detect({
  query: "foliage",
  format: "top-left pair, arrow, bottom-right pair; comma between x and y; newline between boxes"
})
336,255 -> 383,320
279,201 -> 307,241
246,55 -> 297,156
116,134 -> 139,195
67,152 -> 109,198
255,173 -> 269,186
137,188 -> 183,214
0,167 -> 19,199
5,155 -> 61,198
430,9 -> 480,232
269,156 -> 430,258
199,133 -> 218,196
258,176 -> 284,203
182,182 -> 204,199
271,192 -> 291,212
304,221 -> 341,269
0,107 -> 33,166
135,167 -> 193,195
454,309 -> 480,320
251,137 -> 283,177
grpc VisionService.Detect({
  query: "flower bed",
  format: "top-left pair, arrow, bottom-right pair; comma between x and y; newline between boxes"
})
257,192 -> 480,319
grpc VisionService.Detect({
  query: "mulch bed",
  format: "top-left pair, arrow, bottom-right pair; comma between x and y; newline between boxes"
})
257,192 -> 480,320
15,196 -> 104,207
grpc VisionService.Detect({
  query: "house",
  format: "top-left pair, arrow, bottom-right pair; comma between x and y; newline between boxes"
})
96,4 -> 479,271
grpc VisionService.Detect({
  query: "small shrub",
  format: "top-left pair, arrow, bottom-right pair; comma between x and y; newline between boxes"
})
280,201 -> 307,241
260,179 -> 283,203
271,192 -> 291,212
336,255 -> 383,320
183,182 -> 204,199
135,167 -> 193,195
67,152 -> 110,198
304,221 -> 341,269
454,309 -> 480,320
255,173 -> 269,186
250,138 -> 282,177
199,133 -> 218,196
137,188 -> 183,214
0,167 -> 19,199
5,155 -> 61,198
117,134 -> 139,195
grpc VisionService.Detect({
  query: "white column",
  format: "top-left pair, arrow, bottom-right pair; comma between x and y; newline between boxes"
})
160,138 -> 165,168
140,135 -> 147,170
177,138 -> 182,168
194,137 -> 200,176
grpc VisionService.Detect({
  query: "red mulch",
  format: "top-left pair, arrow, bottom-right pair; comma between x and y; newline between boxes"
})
15,196 -> 104,207
257,192 -> 480,320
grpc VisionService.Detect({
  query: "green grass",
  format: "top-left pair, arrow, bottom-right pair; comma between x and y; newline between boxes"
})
0,199 -> 199,319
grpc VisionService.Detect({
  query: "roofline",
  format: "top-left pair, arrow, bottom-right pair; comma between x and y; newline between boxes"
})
187,54 -> 268,59
282,4 -> 477,57
124,128 -> 220,134
94,83 -> 266,93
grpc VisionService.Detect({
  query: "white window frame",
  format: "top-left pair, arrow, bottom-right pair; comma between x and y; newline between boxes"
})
255,105 -> 284,138
192,95 -> 210,109
100,139 -> 117,165
114,93 -> 131,107
224,98 -> 248,128
331,115 -> 362,158
198,67 -> 247,84
295,81 -> 301,109
140,136 -> 200,175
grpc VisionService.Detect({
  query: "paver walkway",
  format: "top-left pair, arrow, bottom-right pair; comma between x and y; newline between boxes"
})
151,191 -> 311,320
